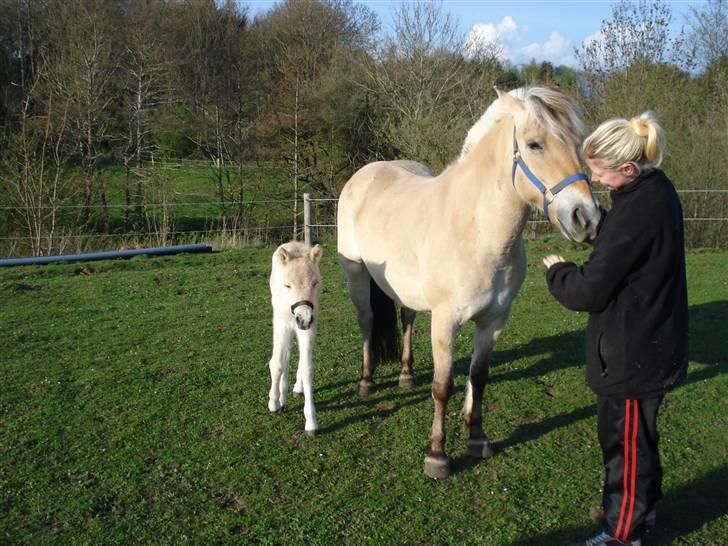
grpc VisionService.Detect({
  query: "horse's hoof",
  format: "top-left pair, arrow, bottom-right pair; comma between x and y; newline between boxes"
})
424,454 -> 451,479
304,429 -> 318,437
268,401 -> 281,412
467,438 -> 494,459
358,380 -> 375,397
291,390 -> 303,397
398,374 -> 416,389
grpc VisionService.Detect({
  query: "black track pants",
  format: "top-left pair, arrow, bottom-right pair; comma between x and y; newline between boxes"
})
597,396 -> 664,542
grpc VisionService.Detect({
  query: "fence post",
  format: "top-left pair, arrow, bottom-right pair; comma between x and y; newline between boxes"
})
303,193 -> 312,246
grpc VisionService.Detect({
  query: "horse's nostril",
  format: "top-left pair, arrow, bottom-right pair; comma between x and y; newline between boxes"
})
572,207 -> 588,229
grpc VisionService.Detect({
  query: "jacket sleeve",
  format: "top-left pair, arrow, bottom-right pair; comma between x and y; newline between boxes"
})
546,209 -> 654,313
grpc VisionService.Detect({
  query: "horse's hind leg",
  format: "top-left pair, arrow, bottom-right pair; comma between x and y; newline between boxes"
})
338,255 -> 376,396
424,311 -> 458,479
399,307 -> 416,389
464,315 -> 507,458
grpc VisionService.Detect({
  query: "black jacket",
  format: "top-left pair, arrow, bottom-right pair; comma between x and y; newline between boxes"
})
546,169 -> 688,398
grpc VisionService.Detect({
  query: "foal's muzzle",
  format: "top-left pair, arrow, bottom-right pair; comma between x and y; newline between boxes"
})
291,300 -> 315,330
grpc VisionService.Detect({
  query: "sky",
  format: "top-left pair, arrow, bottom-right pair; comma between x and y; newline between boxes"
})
245,0 -> 699,68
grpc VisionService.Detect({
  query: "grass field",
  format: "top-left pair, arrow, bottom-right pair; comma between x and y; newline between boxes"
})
1,237 -> 726,544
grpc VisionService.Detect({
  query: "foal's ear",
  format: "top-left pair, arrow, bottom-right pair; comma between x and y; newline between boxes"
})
310,244 -> 323,265
494,87 -> 524,113
277,247 -> 290,265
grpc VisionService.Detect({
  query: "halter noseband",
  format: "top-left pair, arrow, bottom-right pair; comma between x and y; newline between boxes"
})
290,300 -> 314,315
511,127 -> 588,218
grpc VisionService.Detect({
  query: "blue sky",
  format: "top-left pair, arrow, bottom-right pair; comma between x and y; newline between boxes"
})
245,0 -> 698,67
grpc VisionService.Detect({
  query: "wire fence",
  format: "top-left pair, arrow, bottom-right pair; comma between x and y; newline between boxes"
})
1,190 -> 726,257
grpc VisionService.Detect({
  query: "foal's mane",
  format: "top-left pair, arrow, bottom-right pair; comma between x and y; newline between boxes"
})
459,86 -> 585,161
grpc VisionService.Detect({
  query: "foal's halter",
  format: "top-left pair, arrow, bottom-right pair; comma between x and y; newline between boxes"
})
290,300 -> 314,315
511,127 -> 588,218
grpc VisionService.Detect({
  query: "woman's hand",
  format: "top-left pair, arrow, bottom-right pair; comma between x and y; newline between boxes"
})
542,255 -> 566,268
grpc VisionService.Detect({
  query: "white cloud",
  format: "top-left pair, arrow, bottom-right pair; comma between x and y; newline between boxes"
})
465,15 -> 519,54
466,17 -> 578,67
497,16 -> 518,40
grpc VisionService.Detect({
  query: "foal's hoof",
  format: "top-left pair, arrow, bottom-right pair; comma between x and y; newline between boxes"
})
358,380 -> 376,397
467,438 -> 494,459
304,429 -> 318,437
291,390 -> 303,398
424,454 -> 452,480
398,374 -> 416,389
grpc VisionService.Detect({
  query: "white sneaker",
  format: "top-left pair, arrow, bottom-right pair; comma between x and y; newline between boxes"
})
575,530 -> 642,546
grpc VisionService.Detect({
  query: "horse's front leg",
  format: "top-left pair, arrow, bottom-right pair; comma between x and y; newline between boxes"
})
295,326 -> 318,435
424,312 -> 458,479
399,307 -> 416,389
464,316 -> 506,458
269,316 -> 293,412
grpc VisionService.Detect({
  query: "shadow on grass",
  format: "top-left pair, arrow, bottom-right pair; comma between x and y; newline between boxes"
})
315,301 -> 726,474
510,465 -> 728,546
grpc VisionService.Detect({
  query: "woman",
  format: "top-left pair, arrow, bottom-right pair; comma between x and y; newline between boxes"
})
543,112 -> 688,546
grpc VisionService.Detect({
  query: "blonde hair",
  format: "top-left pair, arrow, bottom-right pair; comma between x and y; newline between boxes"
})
582,111 -> 666,174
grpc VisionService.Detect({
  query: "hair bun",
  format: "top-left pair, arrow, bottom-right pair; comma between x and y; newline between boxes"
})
630,112 -> 655,138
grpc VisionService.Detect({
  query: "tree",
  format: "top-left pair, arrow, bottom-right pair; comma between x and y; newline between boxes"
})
576,0 -> 694,96
256,0 -> 378,235
45,0 -> 124,229
360,0 -> 501,172
119,0 -> 174,232
686,0 -> 728,72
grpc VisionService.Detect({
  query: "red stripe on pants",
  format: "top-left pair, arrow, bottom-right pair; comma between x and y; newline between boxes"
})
614,399 -> 631,539
622,400 -> 640,540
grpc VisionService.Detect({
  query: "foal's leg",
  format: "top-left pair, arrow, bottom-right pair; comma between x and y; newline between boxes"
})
464,316 -> 506,458
295,326 -> 318,435
269,316 -> 293,412
424,311 -> 458,479
338,256 -> 376,396
399,307 -> 416,389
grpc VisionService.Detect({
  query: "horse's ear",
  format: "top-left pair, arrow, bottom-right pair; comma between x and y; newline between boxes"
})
310,244 -> 323,265
495,87 -> 524,113
277,247 -> 290,265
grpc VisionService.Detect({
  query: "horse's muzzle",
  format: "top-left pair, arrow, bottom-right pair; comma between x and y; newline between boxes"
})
291,300 -> 314,330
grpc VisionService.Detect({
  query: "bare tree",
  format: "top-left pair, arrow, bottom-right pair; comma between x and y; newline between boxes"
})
576,0 -> 694,95
686,0 -> 728,71
1,66 -> 76,256
257,0 -> 378,235
360,0 -> 501,171
45,0 -> 122,229
120,0 -> 175,232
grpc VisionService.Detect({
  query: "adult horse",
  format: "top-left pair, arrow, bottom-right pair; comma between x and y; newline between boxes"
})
337,87 -> 601,479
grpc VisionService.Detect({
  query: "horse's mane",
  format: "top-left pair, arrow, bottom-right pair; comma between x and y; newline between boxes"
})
459,86 -> 585,161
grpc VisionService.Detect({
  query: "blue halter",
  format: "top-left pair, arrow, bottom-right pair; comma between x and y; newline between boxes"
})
511,129 -> 588,218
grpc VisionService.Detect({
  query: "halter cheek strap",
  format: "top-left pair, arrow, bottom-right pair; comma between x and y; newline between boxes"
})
290,300 -> 314,314
511,128 -> 588,217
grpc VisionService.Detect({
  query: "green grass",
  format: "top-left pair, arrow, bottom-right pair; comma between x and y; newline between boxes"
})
1,238 -> 726,544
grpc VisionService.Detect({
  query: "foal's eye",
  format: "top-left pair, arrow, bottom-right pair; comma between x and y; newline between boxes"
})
284,284 -> 291,289
312,280 -> 319,287
527,140 -> 544,153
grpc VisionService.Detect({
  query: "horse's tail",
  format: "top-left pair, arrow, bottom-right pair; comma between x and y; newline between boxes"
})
370,278 -> 401,365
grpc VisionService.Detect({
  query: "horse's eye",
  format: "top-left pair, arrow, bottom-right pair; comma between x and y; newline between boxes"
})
284,284 -> 291,289
312,280 -> 319,287
527,140 -> 543,152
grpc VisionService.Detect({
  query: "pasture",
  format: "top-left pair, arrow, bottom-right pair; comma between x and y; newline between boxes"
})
1,238 -> 726,544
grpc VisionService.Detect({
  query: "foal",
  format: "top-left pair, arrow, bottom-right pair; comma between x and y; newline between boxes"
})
267,241 -> 323,435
